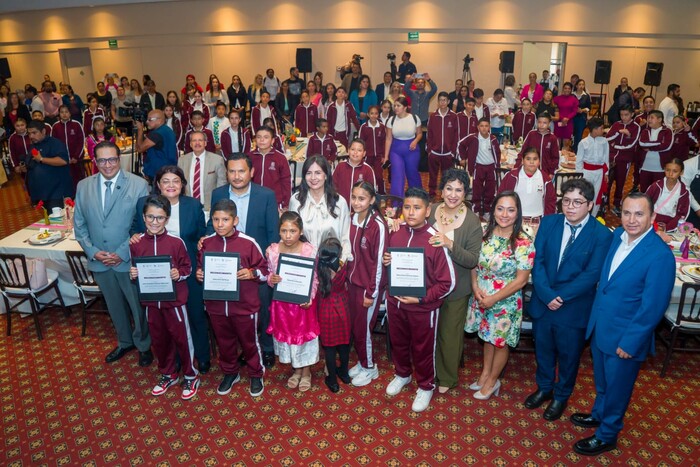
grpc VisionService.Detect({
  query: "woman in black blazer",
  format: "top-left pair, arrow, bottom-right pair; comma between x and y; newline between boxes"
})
132,165 -> 210,373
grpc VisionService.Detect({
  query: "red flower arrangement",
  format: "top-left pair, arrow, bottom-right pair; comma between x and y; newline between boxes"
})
36,200 -> 50,225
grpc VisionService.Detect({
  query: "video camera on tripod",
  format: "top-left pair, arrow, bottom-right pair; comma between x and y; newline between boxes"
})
337,54 -> 364,79
118,101 -> 149,124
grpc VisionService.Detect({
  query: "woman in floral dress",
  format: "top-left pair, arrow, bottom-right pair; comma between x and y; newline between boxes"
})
465,191 -> 535,400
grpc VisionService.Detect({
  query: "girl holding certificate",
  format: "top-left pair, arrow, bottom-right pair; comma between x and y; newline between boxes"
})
266,211 -> 320,392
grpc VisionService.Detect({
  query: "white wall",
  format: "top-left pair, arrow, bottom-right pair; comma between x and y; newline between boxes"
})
2,0 -> 699,108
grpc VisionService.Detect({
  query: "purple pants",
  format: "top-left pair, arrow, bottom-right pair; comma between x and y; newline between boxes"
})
390,138 -> 423,198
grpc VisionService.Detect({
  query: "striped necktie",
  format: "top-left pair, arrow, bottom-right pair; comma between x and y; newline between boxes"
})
559,223 -> 581,268
192,157 -> 201,200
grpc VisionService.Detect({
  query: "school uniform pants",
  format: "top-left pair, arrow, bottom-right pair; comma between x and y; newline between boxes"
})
387,301 -> 439,391
365,156 -> 386,194
147,305 -> 197,378
257,284 -> 274,353
348,283 -> 380,369
389,139 -> 422,198
472,163 -> 497,215
632,149 -> 643,188
611,154 -> 634,207
428,153 -> 454,197
435,295 -> 468,389
334,130 -> 349,149
208,311 -> 264,378
639,170 -> 664,193
186,274 -> 210,365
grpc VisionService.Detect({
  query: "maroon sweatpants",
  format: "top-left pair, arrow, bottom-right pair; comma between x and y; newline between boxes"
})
365,156 -> 385,194
428,153 -> 454,197
632,149 -> 643,188
208,312 -> 264,378
348,283 -> 380,368
387,302 -> 440,390
472,163 -> 497,215
639,170 -> 664,193
334,131 -> 349,150
147,305 -> 197,378
612,154 -> 633,207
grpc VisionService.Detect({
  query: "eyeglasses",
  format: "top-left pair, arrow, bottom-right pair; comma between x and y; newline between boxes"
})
145,214 -> 167,223
95,157 -> 120,166
561,198 -> 588,208
147,117 -> 159,122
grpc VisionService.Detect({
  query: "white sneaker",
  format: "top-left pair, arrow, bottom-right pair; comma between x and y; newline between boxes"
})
412,388 -> 434,412
386,375 -> 412,396
348,363 -> 363,378
352,366 -> 379,387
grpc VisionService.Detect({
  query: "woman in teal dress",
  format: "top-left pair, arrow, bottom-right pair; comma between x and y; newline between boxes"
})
465,191 -> 535,400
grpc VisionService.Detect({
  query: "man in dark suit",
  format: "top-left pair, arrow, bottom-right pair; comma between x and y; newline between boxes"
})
528,179 -> 612,421
207,153 -> 280,366
571,192 -> 675,456
375,71 -> 393,103
140,79 -> 166,112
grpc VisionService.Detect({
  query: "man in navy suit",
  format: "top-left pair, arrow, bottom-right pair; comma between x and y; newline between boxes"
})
375,72 -> 393,103
528,179 -> 612,421
207,153 -> 280,366
571,192 -> 675,456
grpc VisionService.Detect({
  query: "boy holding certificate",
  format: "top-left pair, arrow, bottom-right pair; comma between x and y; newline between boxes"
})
129,195 -> 198,400
382,187 -> 456,413
197,199 -> 269,398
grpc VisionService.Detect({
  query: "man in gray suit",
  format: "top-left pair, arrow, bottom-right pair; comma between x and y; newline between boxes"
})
177,130 -> 226,214
74,141 -> 153,366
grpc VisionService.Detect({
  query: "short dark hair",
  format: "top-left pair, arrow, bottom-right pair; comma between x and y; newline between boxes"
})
561,178 -> 595,202
619,105 -> 634,114
493,88 -> 504,96
473,88 -> 484,98
143,194 -> 171,217
478,117 -> 490,125
212,198 -> 237,218
94,141 -> 121,158
666,157 -> 685,172
439,168 -> 470,192
26,85 -> 37,95
464,97 -> 476,105
586,117 -> 604,131
154,165 -> 187,195
438,91 -> 450,100
27,120 -> 46,132
226,152 -> 253,170
623,191 -> 654,215
650,109 -> 664,122
538,111 -> 552,121
255,126 -> 275,138
403,51 -> 411,59
349,137 -> 365,149
404,187 -> 429,205
667,83 -> 680,94
190,110 -> 204,119
315,118 -> 328,129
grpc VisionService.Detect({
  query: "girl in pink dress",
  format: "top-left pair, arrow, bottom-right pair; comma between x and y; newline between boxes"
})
553,82 -> 579,149
86,116 -> 115,174
267,211 -> 319,392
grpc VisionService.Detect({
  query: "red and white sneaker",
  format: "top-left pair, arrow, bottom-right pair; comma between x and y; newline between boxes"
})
181,376 -> 200,400
152,374 -> 179,396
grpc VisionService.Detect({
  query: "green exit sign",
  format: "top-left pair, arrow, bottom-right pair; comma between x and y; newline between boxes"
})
108,39 -> 118,49
408,31 -> 419,42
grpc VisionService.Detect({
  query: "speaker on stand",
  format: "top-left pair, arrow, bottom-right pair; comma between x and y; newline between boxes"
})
296,48 -> 312,83
593,60 -> 612,117
499,51 -> 515,88
643,62 -> 663,100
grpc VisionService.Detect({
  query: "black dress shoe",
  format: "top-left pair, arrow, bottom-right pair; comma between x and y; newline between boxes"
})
263,352 -> 275,368
324,376 -> 340,393
523,389 -> 553,409
138,350 -> 154,367
199,361 -> 211,374
543,399 -> 567,421
573,435 -> 616,456
571,412 -> 601,428
105,345 -> 135,363
336,367 -> 351,384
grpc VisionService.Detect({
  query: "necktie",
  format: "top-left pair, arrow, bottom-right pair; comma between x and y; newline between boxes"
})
104,181 -> 113,211
213,120 -> 220,145
192,157 -> 201,200
560,223 -> 581,266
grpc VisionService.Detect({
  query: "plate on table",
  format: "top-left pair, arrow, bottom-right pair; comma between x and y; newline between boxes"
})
28,231 -> 62,245
680,265 -> 700,281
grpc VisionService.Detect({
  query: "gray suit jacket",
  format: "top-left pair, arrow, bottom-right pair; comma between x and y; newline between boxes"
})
177,151 -> 227,210
73,171 -> 149,273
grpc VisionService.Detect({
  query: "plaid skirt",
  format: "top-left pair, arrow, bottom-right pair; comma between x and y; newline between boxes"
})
318,267 -> 351,347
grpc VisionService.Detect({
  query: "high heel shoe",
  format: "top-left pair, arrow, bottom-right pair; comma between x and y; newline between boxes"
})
473,380 -> 501,400
469,381 -> 483,391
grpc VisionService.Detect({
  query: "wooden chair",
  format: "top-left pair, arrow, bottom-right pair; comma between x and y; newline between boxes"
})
65,251 -> 106,336
0,253 -> 69,340
657,282 -> 700,377
553,172 -> 584,212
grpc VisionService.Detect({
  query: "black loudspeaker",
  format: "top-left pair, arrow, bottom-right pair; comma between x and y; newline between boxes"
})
644,62 -> 664,87
499,51 -> 515,73
0,58 -> 10,79
594,60 -> 612,85
296,48 -> 312,73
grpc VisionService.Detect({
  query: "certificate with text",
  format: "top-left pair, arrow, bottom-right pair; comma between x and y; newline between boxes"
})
203,252 -> 240,301
134,255 -> 176,301
273,253 -> 316,304
388,248 -> 426,297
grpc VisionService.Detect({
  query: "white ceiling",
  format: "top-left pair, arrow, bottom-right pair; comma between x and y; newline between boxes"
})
0,0 -> 183,14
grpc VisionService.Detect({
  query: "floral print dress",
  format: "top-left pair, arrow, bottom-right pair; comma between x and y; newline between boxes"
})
465,233 -> 535,348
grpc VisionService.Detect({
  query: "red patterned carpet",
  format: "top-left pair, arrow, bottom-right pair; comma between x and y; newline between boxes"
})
2,310 -> 699,465
0,176 -> 41,240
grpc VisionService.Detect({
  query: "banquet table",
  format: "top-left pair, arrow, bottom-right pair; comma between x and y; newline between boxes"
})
286,138 -> 347,185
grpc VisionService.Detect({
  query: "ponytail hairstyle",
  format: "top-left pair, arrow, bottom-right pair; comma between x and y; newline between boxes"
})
352,180 -> 385,247
317,236 -> 342,298
278,211 -> 309,244
228,109 -> 245,152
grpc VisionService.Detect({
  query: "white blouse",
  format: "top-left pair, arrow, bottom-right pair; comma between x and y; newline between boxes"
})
289,191 -> 352,262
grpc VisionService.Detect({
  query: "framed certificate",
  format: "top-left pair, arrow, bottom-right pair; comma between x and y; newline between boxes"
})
388,247 -> 426,298
134,255 -> 176,301
202,252 -> 240,301
272,253 -> 316,304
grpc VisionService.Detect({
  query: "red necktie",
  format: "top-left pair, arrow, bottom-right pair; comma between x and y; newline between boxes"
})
192,157 -> 201,200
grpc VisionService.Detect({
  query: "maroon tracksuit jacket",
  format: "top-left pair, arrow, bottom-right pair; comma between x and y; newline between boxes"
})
83,107 -> 106,136
511,110 -> 536,142
458,133 -> 501,174
250,105 -> 278,134
473,104 -> 490,122
166,117 -> 183,150
130,230 -> 195,377
386,222 -> 456,390
347,212 -> 388,368
427,109 -> 459,157
457,111 -> 478,141
307,132 -> 338,162
670,129 -> 698,161
646,179 -> 690,231
326,101 -> 360,146
516,130 -> 560,176
248,148 -> 292,208
294,103 -> 318,136
692,118 -> 700,145
606,120 -> 641,164
52,119 -> 86,188
221,127 -> 252,156
358,121 -> 387,194
184,127 -> 216,154
332,161 -> 377,208
498,169 -> 557,216
183,102 -> 210,129
8,132 -> 30,167
639,126 -> 674,168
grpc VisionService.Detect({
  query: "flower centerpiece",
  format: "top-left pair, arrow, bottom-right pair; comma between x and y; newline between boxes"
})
676,222 -> 700,259
64,197 -> 75,229
286,127 -> 301,147
36,200 -> 50,225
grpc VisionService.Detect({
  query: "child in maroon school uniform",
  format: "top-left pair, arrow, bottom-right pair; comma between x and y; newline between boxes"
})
326,87 -> 360,149
670,116 -> 698,161
197,199 -> 269,398
248,126 -> 292,209
427,92 -> 459,198
382,187 -> 456,413
332,138 -> 376,208
456,97 -> 478,141
294,90 -> 319,137
316,237 -> 351,393
516,112 -> 560,176
458,117 -> 501,217
51,105 -> 86,189
262,117 -> 285,153
358,106 -> 387,194
221,110 -> 252,157
184,111 -> 216,153
307,118 -> 338,163
511,98 -> 536,143
129,195 -> 199,400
